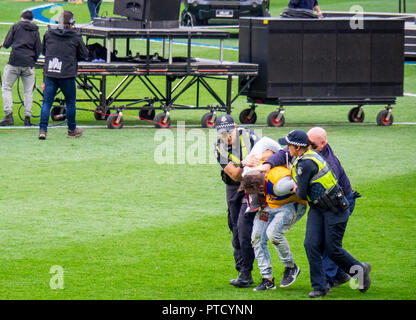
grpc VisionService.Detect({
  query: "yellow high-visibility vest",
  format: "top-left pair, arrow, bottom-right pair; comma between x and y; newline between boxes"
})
216,129 -> 251,165
292,150 -> 338,201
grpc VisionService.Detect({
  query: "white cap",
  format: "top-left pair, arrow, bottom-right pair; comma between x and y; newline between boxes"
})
274,176 -> 295,196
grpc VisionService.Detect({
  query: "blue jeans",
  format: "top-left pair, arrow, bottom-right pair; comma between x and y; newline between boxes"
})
39,77 -> 77,131
88,1 -> 102,21
322,190 -> 356,286
251,202 -> 306,278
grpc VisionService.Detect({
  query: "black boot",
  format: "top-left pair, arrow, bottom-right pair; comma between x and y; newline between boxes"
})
229,271 -> 253,288
24,116 -> 32,127
0,113 -> 14,126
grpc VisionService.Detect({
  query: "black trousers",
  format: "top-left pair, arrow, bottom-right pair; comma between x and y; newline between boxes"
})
304,205 -> 363,291
226,184 -> 255,274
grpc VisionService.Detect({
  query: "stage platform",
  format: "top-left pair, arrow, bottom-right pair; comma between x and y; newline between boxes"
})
75,59 -> 258,76
34,23 -> 258,129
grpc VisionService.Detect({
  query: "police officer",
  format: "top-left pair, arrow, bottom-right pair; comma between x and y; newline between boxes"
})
277,130 -> 371,298
214,114 -> 258,287
307,127 -> 361,288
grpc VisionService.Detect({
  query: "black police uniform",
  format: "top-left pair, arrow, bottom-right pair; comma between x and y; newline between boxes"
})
293,152 -> 364,292
215,127 -> 258,285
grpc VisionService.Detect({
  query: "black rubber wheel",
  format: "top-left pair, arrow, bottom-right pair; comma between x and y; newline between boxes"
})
94,108 -> 110,121
181,10 -> 197,27
154,112 -> 171,128
376,110 -> 394,126
239,108 -> 257,124
201,112 -> 216,128
348,107 -> 365,123
267,111 -> 285,127
106,114 -> 124,129
139,107 -> 156,121
51,106 -> 66,121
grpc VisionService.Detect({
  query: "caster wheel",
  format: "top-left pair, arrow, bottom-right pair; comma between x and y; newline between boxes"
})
154,112 -> 171,128
201,112 -> 216,128
51,106 -> 66,121
94,109 -> 110,121
239,108 -> 257,124
376,110 -> 394,126
181,10 -> 197,27
106,114 -> 124,129
139,107 -> 156,121
348,107 -> 365,123
267,111 -> 285,127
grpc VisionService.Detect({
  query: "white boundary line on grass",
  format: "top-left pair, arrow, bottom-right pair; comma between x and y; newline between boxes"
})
1,122 -> 416,130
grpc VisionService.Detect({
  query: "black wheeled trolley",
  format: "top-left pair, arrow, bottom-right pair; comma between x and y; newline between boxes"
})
238,16 -> 405,126
72,25 -> 257,129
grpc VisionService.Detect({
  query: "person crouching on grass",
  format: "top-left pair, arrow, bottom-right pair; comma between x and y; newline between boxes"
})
239,169 -> 307,291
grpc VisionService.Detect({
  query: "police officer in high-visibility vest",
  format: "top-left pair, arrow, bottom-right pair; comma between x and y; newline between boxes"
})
214,114 -> 259,288
278,130 -> 371,298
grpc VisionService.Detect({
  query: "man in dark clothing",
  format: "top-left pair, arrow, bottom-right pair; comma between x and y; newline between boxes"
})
277,129 -> 371,298
214,114 -> 259,288
0,10 -> 41,126
307,127 -> 361,288
288,0 -> 323,17
39,10 -> 89,140
87,0 -> 102,22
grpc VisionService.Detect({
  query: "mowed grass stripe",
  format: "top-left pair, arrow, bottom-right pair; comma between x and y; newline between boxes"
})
0,173 -> 414,299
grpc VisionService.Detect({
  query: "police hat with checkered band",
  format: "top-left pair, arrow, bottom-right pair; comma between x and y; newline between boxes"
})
278,129 -> 309,147
215,114 -> 236,134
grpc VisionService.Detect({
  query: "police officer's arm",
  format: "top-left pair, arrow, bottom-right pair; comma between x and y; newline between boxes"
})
294,159 -> 319,200
224,162 -> 243,182
242,149 -> 274,167
264,148 -> 291,168
225,148 -> 273,181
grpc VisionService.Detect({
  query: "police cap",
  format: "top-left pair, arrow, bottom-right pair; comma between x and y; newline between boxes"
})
278,129 -> 309,147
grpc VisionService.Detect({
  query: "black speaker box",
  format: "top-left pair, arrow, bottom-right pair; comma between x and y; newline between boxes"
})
239,17 -> 404,100
112,0 -> 181,28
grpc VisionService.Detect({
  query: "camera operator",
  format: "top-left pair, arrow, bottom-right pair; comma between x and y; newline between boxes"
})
38,10 -> 88,140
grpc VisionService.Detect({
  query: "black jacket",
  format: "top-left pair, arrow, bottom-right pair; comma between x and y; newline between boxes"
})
42,26 -> 89,79
3,20 -> 41,67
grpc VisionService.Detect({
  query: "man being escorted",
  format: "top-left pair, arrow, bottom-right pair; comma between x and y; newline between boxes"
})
0,10 -> 41,127
39,10 -> 88,140
278,130 -> 371,298
239,166 -> 306,291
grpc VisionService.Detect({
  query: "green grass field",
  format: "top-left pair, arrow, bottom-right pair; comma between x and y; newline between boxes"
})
0,1 -> 415,300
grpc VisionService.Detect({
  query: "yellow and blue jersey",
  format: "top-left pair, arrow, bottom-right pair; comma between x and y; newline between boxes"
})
266,166 -> 308,208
